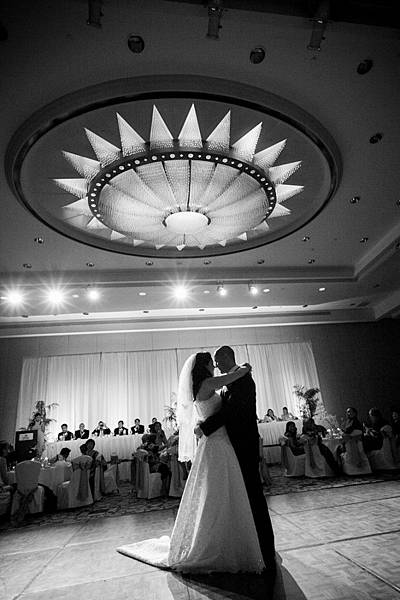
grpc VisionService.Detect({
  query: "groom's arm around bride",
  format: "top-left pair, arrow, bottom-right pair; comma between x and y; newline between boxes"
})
198,345 -> 276,568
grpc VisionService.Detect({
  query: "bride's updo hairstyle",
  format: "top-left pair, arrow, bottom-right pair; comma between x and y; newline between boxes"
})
192,352 -> 212,400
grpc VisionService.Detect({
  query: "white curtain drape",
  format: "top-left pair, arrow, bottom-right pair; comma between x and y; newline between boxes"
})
16,342 -> 320,440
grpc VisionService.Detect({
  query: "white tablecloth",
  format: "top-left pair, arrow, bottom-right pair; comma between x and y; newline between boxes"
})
258,420 -> 303,446
8,463 -> 72,494
44,435 -> 143,462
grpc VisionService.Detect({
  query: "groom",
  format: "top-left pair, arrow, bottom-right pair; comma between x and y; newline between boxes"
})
196,345 -> 276,570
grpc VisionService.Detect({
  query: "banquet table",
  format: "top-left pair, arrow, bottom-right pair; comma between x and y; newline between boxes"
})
44,434 -> 143,462
7,463 -> 72,494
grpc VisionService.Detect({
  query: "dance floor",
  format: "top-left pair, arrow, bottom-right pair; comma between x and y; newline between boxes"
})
1,479 -> 399,600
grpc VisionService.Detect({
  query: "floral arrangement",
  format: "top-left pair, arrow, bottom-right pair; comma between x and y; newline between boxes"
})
317,405 -> 342,437
28,400 -> 59,430
293,385 -> 320,419
163,392 -> 178,430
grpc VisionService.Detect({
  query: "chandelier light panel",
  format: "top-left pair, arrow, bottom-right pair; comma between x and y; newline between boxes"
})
54,104 -> 304,254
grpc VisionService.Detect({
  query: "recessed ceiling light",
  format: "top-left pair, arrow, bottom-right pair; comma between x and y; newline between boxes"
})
138,291 -> 147,296
302,304 -> 308,308
369,133 -> 383,144
257,258 -> 265,264
34,237 -> 44,244
23,263 -> 32,269
198,308 -> 205,312
46,289 -> 65,304
203,260 -> 212,265
72,293 -> 79,299
203,289 -> 210,294
350,196 -> 360,204
302,236 -> 310,242
262,288 -> 270,293
5,290 -> 24,305
87,289 -> 100,300
127,34 -> 145,53
318,287 -> 326,292
360,237 -> 369,243
249,46 -> 265,64
21,314 -> 29,318
357,59 -> 373,75
251,306 -> 258,309
173,285 -> 189,300
86,262 -> 95,267
143,310 -> 149,313
308,259 -> 315,264
82,312 -> 89,315
145,260 -> 154,266
248,283 -> 258,295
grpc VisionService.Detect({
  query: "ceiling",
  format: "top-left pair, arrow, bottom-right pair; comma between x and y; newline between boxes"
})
0,0 -> 399,337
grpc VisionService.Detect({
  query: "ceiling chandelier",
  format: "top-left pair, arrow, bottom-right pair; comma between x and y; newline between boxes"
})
54,104 -> 304,251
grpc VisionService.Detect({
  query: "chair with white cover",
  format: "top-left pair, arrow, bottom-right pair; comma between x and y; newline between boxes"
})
167,446 -> 187,497
279,436 -> 305,477
132,451 -> 162,499
367,426 -> 399,471
0,487 -> 12,517
104,464 -> 118,494
57,455 -> 93,509
341,431 -> 371,475
11,460 -> 45,518
302,436 -> 335,478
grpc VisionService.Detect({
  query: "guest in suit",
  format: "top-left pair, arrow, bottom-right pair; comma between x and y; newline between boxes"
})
114,420 -> 128,436
86,438 -> 107,497
74,423 -> 89,439
280,407 -> 297,421
57,423 -> 74,441
91,421 -> 111,437
131,418 -> 145,434
148,417 -> 161,434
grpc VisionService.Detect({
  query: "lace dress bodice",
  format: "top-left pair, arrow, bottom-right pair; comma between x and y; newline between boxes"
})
194,393 -> 221,421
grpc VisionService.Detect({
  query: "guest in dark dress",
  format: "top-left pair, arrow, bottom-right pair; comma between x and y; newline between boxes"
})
284,421 -> 305,455
302,417 -> 341,474
390,409 -> 400,448
363,408 -> 388,452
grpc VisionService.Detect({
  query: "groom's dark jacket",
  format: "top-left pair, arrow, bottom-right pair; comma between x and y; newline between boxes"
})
200,372 -> 259,465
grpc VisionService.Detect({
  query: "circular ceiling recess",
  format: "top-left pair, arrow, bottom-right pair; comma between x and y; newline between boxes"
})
6,75 -> 341,258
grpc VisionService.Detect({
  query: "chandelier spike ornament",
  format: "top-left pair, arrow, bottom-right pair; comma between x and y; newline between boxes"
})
178,104 -> 203,148
84,128 -> 121,166
116,113 -> 147,156
253,140 -> 287,170
54,103 -> 304,254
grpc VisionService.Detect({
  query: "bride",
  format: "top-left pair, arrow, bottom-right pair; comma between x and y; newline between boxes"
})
117,352 -> 265,573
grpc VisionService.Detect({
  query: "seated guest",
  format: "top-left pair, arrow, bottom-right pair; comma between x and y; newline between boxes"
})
302,417 -> 340,474
262,409 -> 280,423
49,447 -> 71,464
57,423 -> 74,441
114,420 -> 128,436
281,406 -> 297,421
75,422 -> 89,439
0,442 -> 11,489
284,421 -> 305,455
148,417 -> 162,433
138,433 -> 170,496
131,418 -> 145,434
153,422 -> 168,449
91,421 -> 111,437
342,407 -> 363,435
85,438 -> 107,497
390,408 -> 400,445
363,408 -> 388,452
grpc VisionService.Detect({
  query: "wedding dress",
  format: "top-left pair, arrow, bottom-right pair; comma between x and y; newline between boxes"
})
117,393 -> 264,573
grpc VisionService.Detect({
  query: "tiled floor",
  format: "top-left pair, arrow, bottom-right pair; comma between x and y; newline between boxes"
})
1,481 -> 399,600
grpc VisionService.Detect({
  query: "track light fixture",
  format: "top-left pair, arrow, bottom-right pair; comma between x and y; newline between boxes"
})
206,0 -> 223,39
307,0 -> 329,52
248,283 -> 258,295
217,283 -> 227,296
87,0 -> 103,28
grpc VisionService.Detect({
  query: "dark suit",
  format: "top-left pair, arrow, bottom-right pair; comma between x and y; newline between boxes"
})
92,428 -> 111,436
131,424 -> 145,434
74,429 -> 89,439
200,371 -> 275,564
114,427 -> 128,436
57,430 -> 74,441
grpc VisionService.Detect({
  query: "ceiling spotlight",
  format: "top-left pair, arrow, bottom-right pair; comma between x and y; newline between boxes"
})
23,263 -> 32,269
46,289 -> 65,304
145,260 -> 154,266
248,283 -> 258,295
217,284 -> 227,296
250,46 -> 265,64
302,304 -> 308,308
87,0 -> 103,28
357,59 -> 373,75
127,34 -> 145,53
318,287 -> 326,292
5,290 -> 24,305
369,133 -> 383,144
87,288 -> 100,300
203,260 -> 212,265
173,285 -> 189,300
262,288 -> 270,293
350,196 -> 360,204
360,237 -> 369,243
308,258 -> 316,264
34,237 -> 44,244
257,259 -> 265,265
302,236 -> 310,242
86,262 -> 95,268
206,0 -> 223,40
138,291 -> 147,296
307,1 -> 329,52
